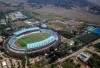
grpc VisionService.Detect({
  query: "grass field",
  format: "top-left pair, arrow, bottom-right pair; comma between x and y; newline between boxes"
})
17,33 -> 50,47
24,6 -> 100,24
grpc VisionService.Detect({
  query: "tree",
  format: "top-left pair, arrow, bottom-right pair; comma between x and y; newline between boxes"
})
50,64 -> 56,68
76,64 -> 81,68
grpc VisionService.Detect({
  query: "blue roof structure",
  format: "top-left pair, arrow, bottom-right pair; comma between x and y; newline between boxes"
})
14,27 -> 39,36
27,36 -> 56,49
91,28 -> 100,34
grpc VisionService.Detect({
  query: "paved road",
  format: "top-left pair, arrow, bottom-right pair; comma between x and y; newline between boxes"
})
56,46 -> 88,63
56,39 -> 100,63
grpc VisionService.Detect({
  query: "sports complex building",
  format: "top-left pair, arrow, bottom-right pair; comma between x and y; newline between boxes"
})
88,27 -> 100,34
4,27 -> 60,57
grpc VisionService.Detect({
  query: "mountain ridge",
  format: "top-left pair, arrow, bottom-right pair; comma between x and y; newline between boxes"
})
27,0 -> 93,8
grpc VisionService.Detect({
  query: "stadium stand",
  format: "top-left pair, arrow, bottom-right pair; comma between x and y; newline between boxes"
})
14,27 -> 39,36
27,36 -> 56,49
6,27 -> 60,56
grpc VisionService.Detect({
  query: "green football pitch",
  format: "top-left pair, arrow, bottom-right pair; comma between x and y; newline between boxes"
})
17,33 -> 50,47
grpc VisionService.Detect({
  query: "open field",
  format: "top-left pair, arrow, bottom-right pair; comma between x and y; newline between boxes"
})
62,59 -> 77,68
24,6 -> 100,24
17,33 -> 50,47
48,22 -> 67,31
0,0 -> 100,24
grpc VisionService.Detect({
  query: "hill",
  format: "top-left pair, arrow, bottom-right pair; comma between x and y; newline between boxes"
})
27,0 -> 93,8
87,0 -> 100,6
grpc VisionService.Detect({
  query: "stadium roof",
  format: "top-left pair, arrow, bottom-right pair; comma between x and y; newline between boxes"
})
14,27 -> 39,35
88,27 -> 100,34
92,28 -> 100,34
27,36 -> 56,49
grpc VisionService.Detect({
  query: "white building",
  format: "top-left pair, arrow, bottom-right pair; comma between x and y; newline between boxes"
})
9,11 -> 27,21
2,61 -> 7,66
77,52 -> 90,62
68,40 -> 75,46
0,36 -> 4,43
0,19 -> 6,25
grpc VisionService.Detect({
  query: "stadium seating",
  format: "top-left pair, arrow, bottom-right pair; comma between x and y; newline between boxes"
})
40,29 -> 58,40
8,37 -> 26,50
14,27 -> 39,36
8,27 -> 58,52
27,36 -> 56,49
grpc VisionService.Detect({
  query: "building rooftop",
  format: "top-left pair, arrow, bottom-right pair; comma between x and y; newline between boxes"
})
9,11 -> 27,21
88,27 -> 100,34
77,52 -> 90,62
2,61 -> 7,66
0,36 -> 3,42
0,19 -> 6,25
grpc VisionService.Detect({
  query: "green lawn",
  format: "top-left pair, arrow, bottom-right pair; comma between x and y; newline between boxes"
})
17,33 -> 50,47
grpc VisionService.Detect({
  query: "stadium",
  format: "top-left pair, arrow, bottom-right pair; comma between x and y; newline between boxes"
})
4,27 -> 60,57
